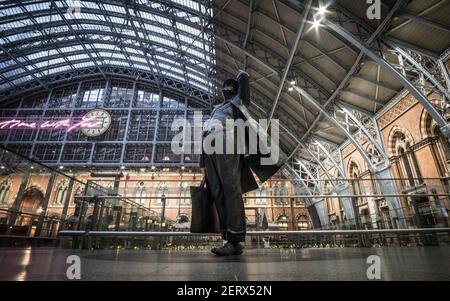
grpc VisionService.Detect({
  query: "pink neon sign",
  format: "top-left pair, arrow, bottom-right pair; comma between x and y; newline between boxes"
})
0,116 -> 103,132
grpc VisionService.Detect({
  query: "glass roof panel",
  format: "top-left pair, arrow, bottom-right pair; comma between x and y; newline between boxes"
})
2,68 -> 25,78
81,1 -> 99,10
0,83 -> 12,91
0,0 -> 215,95
72,61 -> 96,69
22,2 -> 51,12
12,75 -> 33,85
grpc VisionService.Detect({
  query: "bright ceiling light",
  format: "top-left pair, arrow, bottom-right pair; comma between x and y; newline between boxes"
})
288,87 -> 293,92
312,5 -> 327,29
317,6 -> 327,15
313,19 -> 320,28
290,80 -> 296,85
312,17 -> 321,29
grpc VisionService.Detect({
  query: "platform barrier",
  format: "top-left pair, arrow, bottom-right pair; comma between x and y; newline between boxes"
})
59,228 -> 450,250
2,145 -> 450,247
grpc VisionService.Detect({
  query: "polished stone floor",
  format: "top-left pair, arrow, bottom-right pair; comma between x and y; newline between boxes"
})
0,246 -> 449,281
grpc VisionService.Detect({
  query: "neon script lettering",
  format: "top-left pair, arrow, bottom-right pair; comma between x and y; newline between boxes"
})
0,116 -> 102,132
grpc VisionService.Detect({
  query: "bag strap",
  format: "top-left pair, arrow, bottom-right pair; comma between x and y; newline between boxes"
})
200,176 -> 206,188
200,166 -> 208,188
232,103 -> 239,120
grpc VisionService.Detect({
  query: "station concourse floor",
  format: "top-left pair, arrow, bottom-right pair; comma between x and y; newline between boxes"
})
0,246 -> 449,281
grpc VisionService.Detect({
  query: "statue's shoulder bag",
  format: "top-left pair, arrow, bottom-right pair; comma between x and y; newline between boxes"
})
190,176 -> 220,233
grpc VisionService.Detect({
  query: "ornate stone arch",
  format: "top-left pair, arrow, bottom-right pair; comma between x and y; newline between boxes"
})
419,96 -> 447,139
296,212 -> 310,230
387,126 -> 414,157
276,212 -> 290,228
25,184 -> 45,195
420,100 -> 450,176
347,158 -> 362,179
347,158 -> 365,201
21,185 -> 45,213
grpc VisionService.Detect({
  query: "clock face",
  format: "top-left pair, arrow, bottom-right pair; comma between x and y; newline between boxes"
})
81,109 -> 112,137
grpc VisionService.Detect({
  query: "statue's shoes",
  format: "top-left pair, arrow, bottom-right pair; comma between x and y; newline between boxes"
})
211,242 -> 243,256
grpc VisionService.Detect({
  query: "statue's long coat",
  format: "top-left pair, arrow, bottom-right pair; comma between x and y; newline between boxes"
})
200,72 -> 287,193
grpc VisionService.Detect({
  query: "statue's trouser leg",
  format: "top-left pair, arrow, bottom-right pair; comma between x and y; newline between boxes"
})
204,153 -> 246,243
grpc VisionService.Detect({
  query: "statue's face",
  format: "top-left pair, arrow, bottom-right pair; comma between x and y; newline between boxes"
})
221,85 -> 235,101
221,78 -> 238,101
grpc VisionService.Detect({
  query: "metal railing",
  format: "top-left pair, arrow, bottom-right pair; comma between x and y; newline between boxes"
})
59,228 -> 450,250
88,177 -> 450,200
2,144 -> 450,248
71,191 -> 450,232
0,208 -> 62,238
0,145 -> 175,243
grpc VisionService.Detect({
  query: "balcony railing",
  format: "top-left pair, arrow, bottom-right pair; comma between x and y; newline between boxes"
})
1,144 -> 450,249
59,228 -> 450,250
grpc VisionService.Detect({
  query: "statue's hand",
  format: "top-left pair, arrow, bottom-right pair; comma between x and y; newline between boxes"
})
236,69 -> 249,79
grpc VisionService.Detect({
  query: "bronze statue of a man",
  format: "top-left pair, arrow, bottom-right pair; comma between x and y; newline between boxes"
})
200,70 -> 286,256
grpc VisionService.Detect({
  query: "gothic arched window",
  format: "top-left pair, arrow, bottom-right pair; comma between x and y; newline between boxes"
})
274,181 -> 288,205
255,184 -> 267,205
0,179 -> 11,204
392,131 -> 422,187
53,181 -> 68,205
179,182 -> 190,206
156,182 -> 167,206
297,214 -> 310,230
349,161 -> 364,207
324,181 -> 334,212
135,181 -> 147,205
432,126 -> 450,176
72,185 -> 85,205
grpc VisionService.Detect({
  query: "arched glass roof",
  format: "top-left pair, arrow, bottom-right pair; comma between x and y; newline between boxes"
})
0,0 -> 215,94
1,0 -> 449,159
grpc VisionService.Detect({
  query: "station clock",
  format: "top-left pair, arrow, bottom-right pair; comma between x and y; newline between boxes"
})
81,109 -> 112,137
